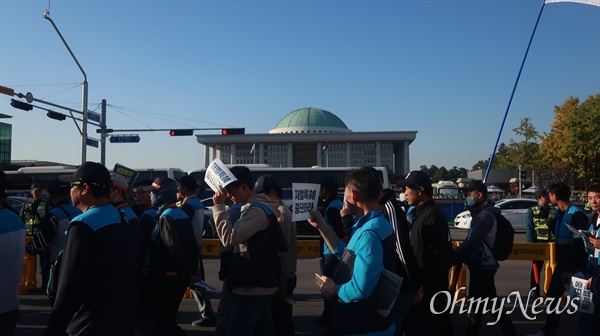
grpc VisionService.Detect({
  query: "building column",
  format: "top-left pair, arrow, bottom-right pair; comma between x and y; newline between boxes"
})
376,141 -> 382,167
213,146 -> 218,162
204,145 -> 210,168
288,143 -> 293,167
231,144 -> 236,165
317,142 -> 323,167
346,141 -> 352,167
259,143 -> 265,164
403,141 -> 410,173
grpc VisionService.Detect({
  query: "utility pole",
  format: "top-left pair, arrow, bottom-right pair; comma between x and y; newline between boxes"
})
44,9 -> 88,164
100,99 -> 107,165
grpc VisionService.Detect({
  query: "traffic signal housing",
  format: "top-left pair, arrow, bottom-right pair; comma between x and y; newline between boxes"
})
47,110 -> 66,121
169,129 -> 194,136
519,170 -> 526,181
10,99 -> 33,111
221,128 -> 245,135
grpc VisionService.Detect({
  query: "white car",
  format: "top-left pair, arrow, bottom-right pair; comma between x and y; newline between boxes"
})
453,198 -> 539,231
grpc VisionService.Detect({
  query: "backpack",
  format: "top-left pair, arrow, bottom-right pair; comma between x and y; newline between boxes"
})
481,210 -> 514,261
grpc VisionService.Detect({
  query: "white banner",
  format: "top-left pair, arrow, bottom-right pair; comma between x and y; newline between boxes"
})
204,158 -> 237,192
545,0 -> 600,7
291,183 -> 320,222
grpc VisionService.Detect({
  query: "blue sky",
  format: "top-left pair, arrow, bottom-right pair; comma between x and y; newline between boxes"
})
1,0 -> 598,174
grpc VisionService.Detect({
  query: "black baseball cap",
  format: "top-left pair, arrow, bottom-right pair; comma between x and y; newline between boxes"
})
178,175 -> 197,191
31,183 -> 42,191
47,180 -> 70,195
534,189 -> 549,199
254,175 -> 280,194
59,162 -> 112,189
396,170 -> 432,189
466,180 -> 487,194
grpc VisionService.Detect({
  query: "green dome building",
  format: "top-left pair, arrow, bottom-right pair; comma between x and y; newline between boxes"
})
195,107 -> 416,175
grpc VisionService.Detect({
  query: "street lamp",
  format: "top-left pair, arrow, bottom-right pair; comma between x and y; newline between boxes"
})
44,9 -> 88,164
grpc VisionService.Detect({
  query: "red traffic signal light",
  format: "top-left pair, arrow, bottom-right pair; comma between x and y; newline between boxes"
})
221,128 -> 245,135
10,99 -> 33,111
169,129 -> 194,136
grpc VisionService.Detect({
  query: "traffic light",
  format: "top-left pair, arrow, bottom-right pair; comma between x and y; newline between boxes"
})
520,170 -> 526,181
169,129 -> 193,136
46,110 -> 66,121
10,99 -> 33,111
221,128 -> 245,135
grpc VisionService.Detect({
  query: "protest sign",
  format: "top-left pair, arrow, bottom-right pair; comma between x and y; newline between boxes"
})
113,163 -> 139,186
204,158 -> 237,192
292,183 -> 320,222
570,272 -> 595,314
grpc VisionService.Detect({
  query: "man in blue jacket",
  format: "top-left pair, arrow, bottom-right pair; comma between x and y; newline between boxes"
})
309,167 -> 397,336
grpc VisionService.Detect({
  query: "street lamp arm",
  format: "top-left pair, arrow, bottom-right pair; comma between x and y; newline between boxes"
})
43,11 -> 87,82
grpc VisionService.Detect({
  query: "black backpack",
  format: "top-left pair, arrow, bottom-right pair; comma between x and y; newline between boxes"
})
481,210 -> 514,261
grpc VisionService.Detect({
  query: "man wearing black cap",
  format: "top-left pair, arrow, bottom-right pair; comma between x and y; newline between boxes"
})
148,176 -> 199,335
178,175 -> 217,328
21,182 -> 51,291
21,182 -> 49,236
25,180 -> 82,306
46,162 -> 136,335
254,174 -> 297,336
313,176 -> 344,333
397,170 -> 453,336
525,189 -> 557,297
454,180 -> 516,336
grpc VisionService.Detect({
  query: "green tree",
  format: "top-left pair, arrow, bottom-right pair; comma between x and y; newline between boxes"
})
537,94 -> 600,189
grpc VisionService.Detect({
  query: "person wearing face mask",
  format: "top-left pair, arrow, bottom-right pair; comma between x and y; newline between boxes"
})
453,180 -> 516,336
396,170 -> 453,336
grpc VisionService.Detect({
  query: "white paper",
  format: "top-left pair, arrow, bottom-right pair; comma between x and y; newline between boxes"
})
565,224 -> 591,240
203,159 -> 237,192
291,183 -> 320,222
569,273 -> 595,314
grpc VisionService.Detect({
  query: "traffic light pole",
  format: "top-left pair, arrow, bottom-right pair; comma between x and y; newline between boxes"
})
44,10 -> 88,165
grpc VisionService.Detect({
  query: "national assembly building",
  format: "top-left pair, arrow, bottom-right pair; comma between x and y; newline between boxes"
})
195,107 -> 416,175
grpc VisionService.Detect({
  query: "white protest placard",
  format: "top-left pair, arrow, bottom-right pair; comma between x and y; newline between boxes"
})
569,272 -> 595,315
204,158 -> 237,192
292,183 -> 320,222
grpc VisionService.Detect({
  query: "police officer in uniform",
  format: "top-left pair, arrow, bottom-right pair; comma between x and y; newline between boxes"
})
21,183 -> 51,291
525,189 -> 557,297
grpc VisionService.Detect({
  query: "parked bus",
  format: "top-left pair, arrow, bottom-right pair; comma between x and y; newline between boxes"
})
188,165 -> 391,200
188,165 -> 390,237
5,166 -> 185,196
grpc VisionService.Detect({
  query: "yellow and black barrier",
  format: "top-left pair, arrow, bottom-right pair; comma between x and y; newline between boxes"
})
449,242 -> 556,301
202,238 -> 322,259
19,236 -> 37,294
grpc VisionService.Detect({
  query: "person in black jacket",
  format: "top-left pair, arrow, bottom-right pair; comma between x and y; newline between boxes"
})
397,170 -> 453,336
47,162 -> 136,336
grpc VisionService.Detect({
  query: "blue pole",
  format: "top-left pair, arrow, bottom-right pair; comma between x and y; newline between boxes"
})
483,1 -> 546,183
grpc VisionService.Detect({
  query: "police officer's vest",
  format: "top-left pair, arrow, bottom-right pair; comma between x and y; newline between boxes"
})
532,205 -> 557,241
22,200 -> 48,236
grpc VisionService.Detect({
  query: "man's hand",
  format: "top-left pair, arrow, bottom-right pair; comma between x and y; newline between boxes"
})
589,236 -> 600,249
319,276 -> 338,299
212,186 -> 228,205
25,242 -> 38,256
307,209 -> 326,229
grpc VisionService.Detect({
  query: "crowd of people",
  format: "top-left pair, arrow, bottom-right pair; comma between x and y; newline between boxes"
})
2,163 -> 600,336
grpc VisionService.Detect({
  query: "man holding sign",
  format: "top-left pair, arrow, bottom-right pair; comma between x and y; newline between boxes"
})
211,166 -> 286,336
